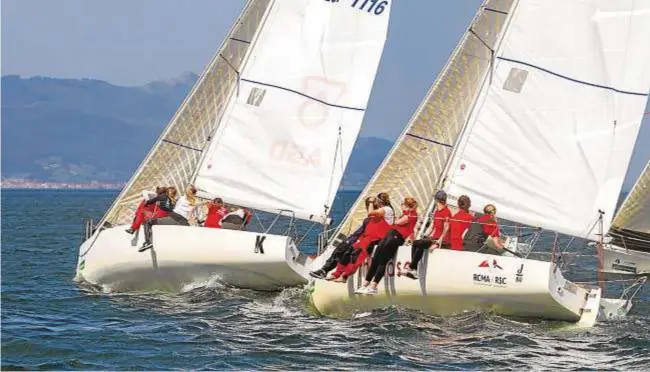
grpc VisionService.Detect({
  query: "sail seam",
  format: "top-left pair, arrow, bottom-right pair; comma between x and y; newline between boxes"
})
497,57 -> 649,96
406,133 -> 452,148
162,139 -> 203,152
240,78 -> 366,111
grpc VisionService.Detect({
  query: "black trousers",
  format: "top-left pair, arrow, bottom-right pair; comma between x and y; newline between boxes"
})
365,229 -> 405,284
410,238 -> 450,270
319,242 -> 353,273
143,212 -> 188,245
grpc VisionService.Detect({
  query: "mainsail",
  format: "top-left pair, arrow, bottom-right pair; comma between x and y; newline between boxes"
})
100,0 -> 272,227
610,161 -> 650,252
193,0 -> 391,223
443,0 -> 650,241
99,0 -> 390,227
330,0 -> 515,238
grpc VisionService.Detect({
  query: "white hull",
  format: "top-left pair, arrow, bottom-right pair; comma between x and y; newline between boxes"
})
309,247 -> 630,325
602,243 -> 650,275
75,225 -> 311,292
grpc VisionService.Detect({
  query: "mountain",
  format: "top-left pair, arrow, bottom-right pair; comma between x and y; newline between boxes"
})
1,75 -> 392,188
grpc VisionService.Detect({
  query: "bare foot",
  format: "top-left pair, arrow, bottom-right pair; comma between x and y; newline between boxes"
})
333,276 -> 346,283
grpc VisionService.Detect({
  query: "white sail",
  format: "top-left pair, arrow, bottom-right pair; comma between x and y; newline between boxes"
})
609,161 -> 650,251
443,0 -> 650,240
194,0 -> 391,223
99,0 -> 272,227
327,0 -> 514,238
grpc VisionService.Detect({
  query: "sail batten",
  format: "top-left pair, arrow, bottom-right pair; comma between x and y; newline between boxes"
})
444,0 -> 650,240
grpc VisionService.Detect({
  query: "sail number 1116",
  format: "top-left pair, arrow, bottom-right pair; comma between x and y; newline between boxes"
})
351,0 -> 389,15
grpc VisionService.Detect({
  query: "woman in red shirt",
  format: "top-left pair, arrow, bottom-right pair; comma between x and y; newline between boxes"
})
406,189 -> 451,279
464,204 -> 506,253
329,194 -> 394,282
449,195 -> 473,250
355,197 -> 418,295
126,186 -> 167,234
203,198 -> 229,228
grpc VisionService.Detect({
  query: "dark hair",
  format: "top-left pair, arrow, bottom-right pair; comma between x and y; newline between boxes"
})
483,204 -> 496,215
377,192 -> 394,215
156,186 -> 168,195
458,195 -> 471,212
364,196 -> 374,209
213,197 -> 223,204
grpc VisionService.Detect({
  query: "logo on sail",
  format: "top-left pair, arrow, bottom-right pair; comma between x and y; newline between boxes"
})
269,140 -> 322,169
297,76 -> 347,129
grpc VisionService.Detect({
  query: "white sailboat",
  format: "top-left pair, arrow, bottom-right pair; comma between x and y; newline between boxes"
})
74,0 -> 391,292
307,0 -> 650,326
603,161 -> 650,274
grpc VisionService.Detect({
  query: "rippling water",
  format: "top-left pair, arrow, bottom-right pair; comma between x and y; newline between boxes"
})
2,189 -> 650,370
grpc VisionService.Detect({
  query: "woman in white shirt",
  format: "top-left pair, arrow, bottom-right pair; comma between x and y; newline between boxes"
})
140,184 -> 203,252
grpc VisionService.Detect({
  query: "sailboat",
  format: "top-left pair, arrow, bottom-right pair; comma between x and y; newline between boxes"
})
603,161 -> 650,274
307,0 -> 650,326
74,0 -> 391,292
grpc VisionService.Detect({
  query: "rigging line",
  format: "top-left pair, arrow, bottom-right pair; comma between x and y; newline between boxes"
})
229,37 -> 251,44
240,78 -> 366,111
405,133 -> 453,148
497,57 -> 648,96
609,231 -> 650,244
483,7 -> 508,16
469,28 -> 493,53
162,139 -> 202,152
324,126 -> 343,217
574,278 -> 643,284
219,54 -> 241,97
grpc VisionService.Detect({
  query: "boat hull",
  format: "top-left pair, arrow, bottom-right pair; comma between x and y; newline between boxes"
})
75,224 -> 311,292
602,243 -> 650,275
310,248 -> 592,322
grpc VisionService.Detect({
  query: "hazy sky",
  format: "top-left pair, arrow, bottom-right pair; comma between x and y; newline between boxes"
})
2,0 -> 648,186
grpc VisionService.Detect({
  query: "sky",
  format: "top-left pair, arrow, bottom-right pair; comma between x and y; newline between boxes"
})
1,0 -> 648,187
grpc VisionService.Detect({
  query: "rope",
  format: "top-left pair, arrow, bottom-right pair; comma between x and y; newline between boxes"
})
609,231 -> 650,244
574,278 -> 643,285
324,126 -> 343,217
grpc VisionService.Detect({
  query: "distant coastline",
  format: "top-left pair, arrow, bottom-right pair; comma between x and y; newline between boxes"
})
0,178 -> 364,192
1,178 -> 125,190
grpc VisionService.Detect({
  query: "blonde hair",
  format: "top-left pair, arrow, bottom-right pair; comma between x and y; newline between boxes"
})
483,204 -> 497,222
167,187 -> 178,204
185,184 -> 198,205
